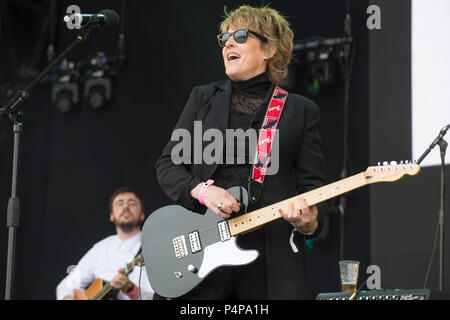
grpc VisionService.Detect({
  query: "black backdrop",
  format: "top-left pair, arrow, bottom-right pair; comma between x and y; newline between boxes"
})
0,0 -> 372,299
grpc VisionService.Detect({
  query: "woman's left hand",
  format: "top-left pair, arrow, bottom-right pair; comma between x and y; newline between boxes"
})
278,196 -> 318,235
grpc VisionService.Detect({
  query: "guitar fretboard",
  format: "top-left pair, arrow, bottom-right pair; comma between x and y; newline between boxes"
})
227,173 -> 367,236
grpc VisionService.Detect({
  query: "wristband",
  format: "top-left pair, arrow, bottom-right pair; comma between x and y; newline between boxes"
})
198,179 -> 214,205
126,285 -> 138,297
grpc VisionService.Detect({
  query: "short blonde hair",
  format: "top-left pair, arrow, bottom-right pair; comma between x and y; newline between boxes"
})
220,5 -> 294,85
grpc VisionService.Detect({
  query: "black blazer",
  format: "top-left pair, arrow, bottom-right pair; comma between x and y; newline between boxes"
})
155,79 -> 327,299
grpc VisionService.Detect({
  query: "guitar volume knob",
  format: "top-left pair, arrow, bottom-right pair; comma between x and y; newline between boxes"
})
188,265 -> 198,273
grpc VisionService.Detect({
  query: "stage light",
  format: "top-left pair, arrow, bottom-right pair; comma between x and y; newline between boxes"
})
52,82 -> 79,113
83,52 -> 114,110
291,36 -> 347,95
306,58 -> 336,95
51,59 -> 79,113
84,78 -> 111,110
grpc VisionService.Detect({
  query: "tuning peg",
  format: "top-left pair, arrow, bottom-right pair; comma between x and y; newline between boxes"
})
378,162 -> 381,166
383,161 -> 389,166
399,161 -> 404,164
390,161 -> 398,165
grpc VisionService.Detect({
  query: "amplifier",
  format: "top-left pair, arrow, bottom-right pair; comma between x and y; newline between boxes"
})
316,288 -> 450,300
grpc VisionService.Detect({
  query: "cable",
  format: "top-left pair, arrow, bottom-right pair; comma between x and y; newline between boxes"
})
139,261 -> 143,300
120,0 -> 126,35
116,0 -> 126,69
349,279 -> 367,300
349,272 -> 388,300
47,0 -> 57,63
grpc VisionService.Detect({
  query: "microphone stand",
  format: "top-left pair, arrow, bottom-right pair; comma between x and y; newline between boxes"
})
417,124 -> 449,291
0,28 -> 92,300
337,2 -> 356,261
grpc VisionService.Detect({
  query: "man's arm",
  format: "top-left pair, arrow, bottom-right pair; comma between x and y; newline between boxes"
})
56,247 -> 98,300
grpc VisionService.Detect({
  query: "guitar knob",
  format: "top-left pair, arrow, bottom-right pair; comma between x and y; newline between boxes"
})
390,161 -> 397,165
188,265 -> 198,273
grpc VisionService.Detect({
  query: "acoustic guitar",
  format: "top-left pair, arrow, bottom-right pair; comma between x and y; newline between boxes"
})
74,252 -> 144,300
141,161 -> 420,298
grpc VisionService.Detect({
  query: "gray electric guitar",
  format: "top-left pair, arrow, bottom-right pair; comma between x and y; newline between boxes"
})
141,162 -> 420,298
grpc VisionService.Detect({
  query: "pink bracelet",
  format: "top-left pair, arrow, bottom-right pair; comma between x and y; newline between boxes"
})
126,285 -> 138,297
198,179 -> 214,205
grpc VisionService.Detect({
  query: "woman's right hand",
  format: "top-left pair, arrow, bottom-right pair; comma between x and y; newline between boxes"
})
190,183 -> 241,219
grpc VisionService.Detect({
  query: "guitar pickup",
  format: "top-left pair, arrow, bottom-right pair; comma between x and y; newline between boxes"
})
218,221 -> 231,242
188,231 -> 202,254
173,235 -> 188,259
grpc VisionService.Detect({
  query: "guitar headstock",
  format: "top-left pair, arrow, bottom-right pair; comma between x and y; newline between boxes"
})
364,161 -> 421,184
131,253 -> 144,267
125,253 -> 145,274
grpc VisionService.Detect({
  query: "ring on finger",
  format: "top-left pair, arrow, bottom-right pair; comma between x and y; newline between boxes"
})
217,203 -> 223,210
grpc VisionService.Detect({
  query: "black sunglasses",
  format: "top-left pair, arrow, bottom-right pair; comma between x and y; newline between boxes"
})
217,28 -> 268,47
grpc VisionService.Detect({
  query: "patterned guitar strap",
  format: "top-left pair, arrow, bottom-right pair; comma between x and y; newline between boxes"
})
247,87 -> 301,253
248,86 -> 288,204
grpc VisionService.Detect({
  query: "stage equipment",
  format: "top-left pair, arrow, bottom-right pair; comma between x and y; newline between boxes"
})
51,59 -> 80,113
291,37 -> 348,95
83,52 -> 115,110
316,288 -> 450,300
63,9 -> 120,30
419,124 -> 449,291
0,9 -> 119,300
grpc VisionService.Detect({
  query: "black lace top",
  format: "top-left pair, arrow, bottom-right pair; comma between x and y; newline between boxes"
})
212,72 -> 273,190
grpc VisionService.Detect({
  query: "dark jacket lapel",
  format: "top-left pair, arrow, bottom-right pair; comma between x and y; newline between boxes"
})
209,80 -> 232,131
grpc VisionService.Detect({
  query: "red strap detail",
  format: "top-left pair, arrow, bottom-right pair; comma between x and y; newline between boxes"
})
251,87 -> 288,184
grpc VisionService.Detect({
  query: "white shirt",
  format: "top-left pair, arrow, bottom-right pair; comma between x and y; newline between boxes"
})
56,233 -> 154,300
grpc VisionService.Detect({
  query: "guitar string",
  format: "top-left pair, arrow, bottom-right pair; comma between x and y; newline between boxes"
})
187,167 -> 410,235
188,167 -> 415,236
193,178 -> 359,235
176,167 -> 413,251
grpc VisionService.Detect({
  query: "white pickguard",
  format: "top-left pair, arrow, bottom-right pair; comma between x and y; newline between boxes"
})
197,237 -> 259,278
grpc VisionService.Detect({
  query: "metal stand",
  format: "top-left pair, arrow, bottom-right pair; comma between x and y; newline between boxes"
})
1,29 -> 91,300
337,5 -> 356,261
437,138 -> 447,291
4,115 -> 22,300
418,124 -> 449,291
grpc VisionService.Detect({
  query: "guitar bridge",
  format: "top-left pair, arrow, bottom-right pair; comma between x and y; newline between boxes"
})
173,235 -> 188,259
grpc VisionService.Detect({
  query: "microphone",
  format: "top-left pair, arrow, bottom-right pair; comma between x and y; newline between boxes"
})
64,9 -> 120,30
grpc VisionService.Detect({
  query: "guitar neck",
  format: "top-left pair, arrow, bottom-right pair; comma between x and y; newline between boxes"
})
228,172 -> 367,236
92,282 -> 114,300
